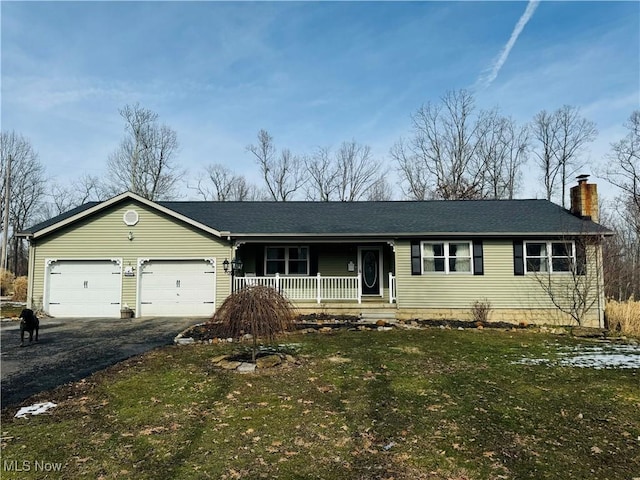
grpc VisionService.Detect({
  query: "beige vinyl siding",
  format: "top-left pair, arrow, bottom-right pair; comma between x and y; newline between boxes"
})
395,239 -> 602,325
29,201 -> 232,313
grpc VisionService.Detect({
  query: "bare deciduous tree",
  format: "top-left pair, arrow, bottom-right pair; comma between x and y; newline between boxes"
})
304,141 -> 383,201
190,164 -> 259,201
107,103 -> 183,200
601,201 -> 640,301
532,236 -> 602,326
40,174 -> 107,219
304,147 -> 339,201
476,111 -> 528,200
605,110 -> 640,215
0,131 -> 46,275
532,105 -> 597,206
601,112 -> 640,301
247,130 -> 306,201
366,176 -> 394,201
393,89 -> 526,200
334,141 -> 382,201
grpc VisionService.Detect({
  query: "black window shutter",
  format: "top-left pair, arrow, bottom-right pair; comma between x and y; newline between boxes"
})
575,241 -> 587,275
513,240 -> 524,276
256,247 -> 265,276
309,246 -> 319,276
410,240 -> 421,275
473,241 -> 484,275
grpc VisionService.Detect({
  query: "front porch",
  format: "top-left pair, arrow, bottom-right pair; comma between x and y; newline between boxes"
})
231,242 -> 397,311
233,272 -> 397,304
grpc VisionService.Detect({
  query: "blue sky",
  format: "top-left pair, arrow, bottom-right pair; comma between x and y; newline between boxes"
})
2,1 -> 638,202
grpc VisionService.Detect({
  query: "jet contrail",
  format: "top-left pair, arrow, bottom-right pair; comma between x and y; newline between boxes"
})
478,0 -> 540,88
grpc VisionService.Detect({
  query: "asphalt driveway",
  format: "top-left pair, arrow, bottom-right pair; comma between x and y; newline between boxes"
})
0,316 -> 200,409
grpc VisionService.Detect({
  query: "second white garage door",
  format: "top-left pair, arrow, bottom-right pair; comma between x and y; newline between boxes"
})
139,259 -> 216,317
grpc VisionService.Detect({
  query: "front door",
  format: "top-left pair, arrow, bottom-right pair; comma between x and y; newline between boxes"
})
360,248 -> 381,296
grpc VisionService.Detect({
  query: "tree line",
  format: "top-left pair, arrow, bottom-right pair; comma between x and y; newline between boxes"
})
1,91 -> 638,302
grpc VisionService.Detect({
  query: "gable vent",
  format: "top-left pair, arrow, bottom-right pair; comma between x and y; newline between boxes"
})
123,210 -> 139,226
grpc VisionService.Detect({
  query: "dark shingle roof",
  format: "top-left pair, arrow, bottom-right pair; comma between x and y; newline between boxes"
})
21,196 -> 612,238
159,199 -> 611,237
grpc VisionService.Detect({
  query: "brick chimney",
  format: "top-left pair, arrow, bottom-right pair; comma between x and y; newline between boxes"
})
570,174 -> 598,223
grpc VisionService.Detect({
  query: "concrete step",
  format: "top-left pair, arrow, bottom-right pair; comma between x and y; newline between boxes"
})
360,311 -> 397,321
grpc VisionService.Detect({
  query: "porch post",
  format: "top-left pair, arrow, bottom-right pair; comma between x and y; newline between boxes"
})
275,272 -> 280,293
316,273 -> 322,304
357,272 -> 362,304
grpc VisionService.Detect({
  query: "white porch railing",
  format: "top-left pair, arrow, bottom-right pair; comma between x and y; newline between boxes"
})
234,273 -> 362,304
389,272 -> 396,304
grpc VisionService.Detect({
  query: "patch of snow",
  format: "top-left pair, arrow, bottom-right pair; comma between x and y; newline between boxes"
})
515,343 -> 640,369
15,402 -> 57,418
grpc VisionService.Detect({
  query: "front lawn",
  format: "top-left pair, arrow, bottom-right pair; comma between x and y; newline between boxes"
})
1,328 -> 639,479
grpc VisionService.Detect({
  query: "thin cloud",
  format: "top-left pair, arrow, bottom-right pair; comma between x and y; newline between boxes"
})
477,0 -> 540,89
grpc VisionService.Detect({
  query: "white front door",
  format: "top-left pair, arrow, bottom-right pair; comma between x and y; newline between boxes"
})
139,259 -> 216,317
46,260 -> 122,318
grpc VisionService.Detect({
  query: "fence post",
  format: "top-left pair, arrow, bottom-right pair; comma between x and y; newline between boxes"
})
317,273 -> 322,304
275,272 -> 280,294
357,272 -> 362,304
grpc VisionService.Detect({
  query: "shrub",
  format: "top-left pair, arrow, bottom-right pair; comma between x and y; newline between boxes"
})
607,297 -> 640,337
12,276 -> 28,302
211,285 -> 295,362
0,269 -> 15,296
471,299 -> 492,324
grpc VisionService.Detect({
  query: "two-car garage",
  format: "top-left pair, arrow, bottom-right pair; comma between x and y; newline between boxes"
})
45,258 -> 217,318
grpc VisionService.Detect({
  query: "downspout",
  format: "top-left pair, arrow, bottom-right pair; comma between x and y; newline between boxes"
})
595,236 -> 604,328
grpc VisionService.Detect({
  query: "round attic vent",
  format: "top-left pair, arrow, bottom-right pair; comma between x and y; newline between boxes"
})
123,210 -> 139,226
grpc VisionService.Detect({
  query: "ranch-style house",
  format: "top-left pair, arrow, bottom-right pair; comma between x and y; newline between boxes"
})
20,177 -> 612,327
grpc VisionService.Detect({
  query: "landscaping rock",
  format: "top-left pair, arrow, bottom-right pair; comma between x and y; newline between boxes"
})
219,360 -> 242,370
175,337 -> 195,345
210,355 -> 229,364
237,362 -> 257,373
256,354 -> 282,369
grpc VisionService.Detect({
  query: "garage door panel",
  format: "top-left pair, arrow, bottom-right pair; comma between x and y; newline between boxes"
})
47,260 -> 121,318
139,260 -> 216,317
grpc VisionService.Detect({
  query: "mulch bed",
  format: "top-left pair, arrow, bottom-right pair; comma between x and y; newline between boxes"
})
181,314 -> 530,343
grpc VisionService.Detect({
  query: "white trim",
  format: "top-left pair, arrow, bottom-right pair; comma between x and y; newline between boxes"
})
358,246 -> 383,297
123,209 -> 139,226
32,191 -> 223,239
524,240 -> 576,274
264,245 -> 310,276
420,241 -> 473,275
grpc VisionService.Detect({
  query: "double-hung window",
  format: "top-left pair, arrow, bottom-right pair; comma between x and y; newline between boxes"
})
265,246 -> 309,275
422,241 -> 472,274
525,241 -> 575,273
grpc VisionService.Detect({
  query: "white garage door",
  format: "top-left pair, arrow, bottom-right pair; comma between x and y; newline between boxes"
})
139,260 -> 216,317
47,260 -> 122,318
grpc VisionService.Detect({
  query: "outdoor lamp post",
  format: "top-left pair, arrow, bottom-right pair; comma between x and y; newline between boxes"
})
223,258 -> 243,292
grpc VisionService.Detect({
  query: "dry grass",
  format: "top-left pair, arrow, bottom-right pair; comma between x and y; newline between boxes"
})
0,268 -> 15,296
607,297 -> 640,337
11,276 -> 28,302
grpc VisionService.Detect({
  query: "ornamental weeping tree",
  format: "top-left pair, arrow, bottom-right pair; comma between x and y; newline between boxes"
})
212,285 -> 295,362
